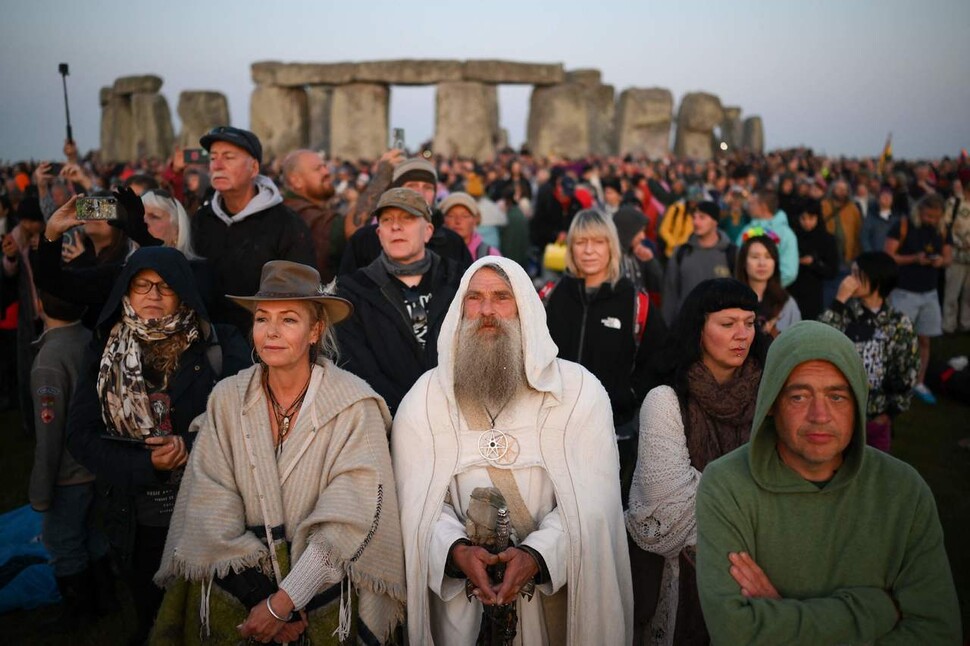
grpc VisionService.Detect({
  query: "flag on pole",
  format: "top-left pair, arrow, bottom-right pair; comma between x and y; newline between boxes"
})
878,133 -> 893,175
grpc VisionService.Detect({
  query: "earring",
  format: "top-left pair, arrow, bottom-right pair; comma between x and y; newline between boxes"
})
251,347 -> 264,366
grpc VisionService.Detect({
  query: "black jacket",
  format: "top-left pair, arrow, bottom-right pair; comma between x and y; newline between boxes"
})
192,196 -> 315,336
788,224 -> 839,321
65,247 -> 250,561
529,181 -> 583,248
544,274 -> 666,425
337,218 -> 472,276
335,252 -> 461,414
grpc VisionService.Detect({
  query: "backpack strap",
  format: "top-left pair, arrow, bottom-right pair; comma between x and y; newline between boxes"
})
475,241 -> 491,260
205,326 -> 224,378
634,289 -> 649,348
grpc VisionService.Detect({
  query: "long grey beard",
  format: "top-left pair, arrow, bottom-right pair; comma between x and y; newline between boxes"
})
453,316 -> 527,418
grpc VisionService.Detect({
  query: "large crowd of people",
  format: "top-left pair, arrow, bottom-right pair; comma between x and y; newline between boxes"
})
0,129 -> 966,644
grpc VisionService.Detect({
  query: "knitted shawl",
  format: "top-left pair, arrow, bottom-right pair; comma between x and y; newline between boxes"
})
154,360 -> 405,642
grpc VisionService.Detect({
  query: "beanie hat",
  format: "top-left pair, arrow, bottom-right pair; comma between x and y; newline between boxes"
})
392,158 -> 437,187
439,192 -> 481,224
613,205 -> 648,250
695,201 -> 720,221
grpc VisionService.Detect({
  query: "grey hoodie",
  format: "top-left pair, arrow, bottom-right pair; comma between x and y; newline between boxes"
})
662,230 -> 736,324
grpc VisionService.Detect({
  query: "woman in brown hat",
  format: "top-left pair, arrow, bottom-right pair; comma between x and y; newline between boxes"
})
152,260 -> 405,645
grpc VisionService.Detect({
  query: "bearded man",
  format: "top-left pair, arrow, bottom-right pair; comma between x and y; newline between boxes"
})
392,256 -> 633,645
282,149 -> 342,282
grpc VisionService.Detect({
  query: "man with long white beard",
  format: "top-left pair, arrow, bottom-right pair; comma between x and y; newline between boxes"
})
392,256 -> 633,645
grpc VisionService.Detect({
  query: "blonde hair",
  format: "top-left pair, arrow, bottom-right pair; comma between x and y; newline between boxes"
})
141,191 -> 198,259
565,209 -> 622,285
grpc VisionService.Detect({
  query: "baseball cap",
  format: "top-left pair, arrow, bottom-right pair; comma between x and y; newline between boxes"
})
439,192 -> 481,222
200,126 -> 263,164
372,187 -> 432,221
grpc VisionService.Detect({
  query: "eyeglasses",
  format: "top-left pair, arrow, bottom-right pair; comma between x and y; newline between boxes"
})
403,288 -> 428,328
130,278 -> 175,297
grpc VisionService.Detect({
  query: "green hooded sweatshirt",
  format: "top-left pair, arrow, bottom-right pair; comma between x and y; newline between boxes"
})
696,321 -> 961,645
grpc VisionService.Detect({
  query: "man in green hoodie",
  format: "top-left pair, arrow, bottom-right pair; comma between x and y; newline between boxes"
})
696,321 -> 961,645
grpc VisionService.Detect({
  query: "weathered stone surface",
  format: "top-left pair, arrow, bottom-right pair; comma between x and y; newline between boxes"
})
330,83 -> 389,161
130,93 -> 174,159
433,82 -> 498,160
566,69 -> 602,88
252,61 -> 356,87
587,84 -> 616,156
177,91 -> 230,149
721,106 -> 743,150
99,87 -> 112,106
616,88 -> 674,158
113,75 -> 163,95
306,86 -> 333,153
250,86 -> 308,160
742,116 -> 764,153
527,83 -> 589,158
674,92 -> 724,160
355,60 -> 464,85
463,60 -> 564,85
100,95 -> 133,161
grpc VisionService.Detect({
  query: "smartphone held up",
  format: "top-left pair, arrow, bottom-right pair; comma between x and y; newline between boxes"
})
75,196 -> 119,221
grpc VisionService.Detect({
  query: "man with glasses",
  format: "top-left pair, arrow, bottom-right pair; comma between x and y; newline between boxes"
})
336,187 -> 462,414
192,127 -> 315,335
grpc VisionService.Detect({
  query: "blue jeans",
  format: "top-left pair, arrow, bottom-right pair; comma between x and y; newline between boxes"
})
43,482 -> 109,577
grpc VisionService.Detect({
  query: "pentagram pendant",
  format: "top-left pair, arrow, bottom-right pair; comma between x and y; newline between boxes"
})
478,429 -> 510,462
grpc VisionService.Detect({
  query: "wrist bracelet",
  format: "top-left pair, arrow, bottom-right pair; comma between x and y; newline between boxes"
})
265,594 -> 293,622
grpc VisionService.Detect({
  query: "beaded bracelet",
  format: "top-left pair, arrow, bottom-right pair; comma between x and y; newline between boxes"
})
265,595 -> 293,622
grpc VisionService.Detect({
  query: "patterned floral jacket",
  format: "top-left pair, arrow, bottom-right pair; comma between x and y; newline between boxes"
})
819,299 -> 919,417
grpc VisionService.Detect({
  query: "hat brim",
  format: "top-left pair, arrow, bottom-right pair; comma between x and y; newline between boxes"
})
226,294 -> 354,326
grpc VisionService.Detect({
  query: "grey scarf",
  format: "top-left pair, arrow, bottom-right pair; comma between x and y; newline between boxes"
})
379,250 -> 432,277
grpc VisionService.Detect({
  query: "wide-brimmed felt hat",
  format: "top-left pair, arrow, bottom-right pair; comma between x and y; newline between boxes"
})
227,261 -> 352,324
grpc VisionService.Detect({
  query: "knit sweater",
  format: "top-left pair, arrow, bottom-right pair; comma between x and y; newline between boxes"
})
695,321 -> 961,645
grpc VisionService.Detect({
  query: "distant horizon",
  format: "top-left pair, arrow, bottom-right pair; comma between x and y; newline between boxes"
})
2,0 -> 968,162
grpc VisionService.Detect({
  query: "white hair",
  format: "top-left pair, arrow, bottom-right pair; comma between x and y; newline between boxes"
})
141,191 -> 198,259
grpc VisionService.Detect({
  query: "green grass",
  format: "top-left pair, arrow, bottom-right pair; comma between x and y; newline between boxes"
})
0,335 -> 967,643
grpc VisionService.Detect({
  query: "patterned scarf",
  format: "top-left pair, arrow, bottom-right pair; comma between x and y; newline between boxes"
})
98,297 -> 199,439
683,359 -> 762,472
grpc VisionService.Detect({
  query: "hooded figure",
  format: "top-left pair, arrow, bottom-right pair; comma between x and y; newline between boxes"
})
393,256 -> 633,645
65,246 -> 251,644
695,321 -> 960,645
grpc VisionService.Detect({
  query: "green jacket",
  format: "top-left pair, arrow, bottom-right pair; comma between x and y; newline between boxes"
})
696,321 -> 961,645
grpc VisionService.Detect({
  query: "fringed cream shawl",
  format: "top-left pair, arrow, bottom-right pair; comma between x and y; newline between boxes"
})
155,360 -> 406,642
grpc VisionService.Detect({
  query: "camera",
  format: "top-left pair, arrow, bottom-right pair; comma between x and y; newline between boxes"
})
76,196 -> 119,220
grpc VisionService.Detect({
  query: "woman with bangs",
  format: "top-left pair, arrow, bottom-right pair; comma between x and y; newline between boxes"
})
541,208 -> 667,503
626,278 -> 768,646
735,230 -> 801,337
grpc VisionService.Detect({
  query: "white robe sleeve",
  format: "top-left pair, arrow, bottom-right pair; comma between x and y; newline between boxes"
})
625,386 -> 700,560
429,497 -> 468,601
520,505 -> 567,594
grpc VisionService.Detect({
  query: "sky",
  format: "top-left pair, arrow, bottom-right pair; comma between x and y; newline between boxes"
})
2,0 -> 969,162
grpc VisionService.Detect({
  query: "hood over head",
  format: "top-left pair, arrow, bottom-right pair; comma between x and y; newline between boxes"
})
748,320 -> 869,492
436,256 -> 562,402
98,246 -> 209,334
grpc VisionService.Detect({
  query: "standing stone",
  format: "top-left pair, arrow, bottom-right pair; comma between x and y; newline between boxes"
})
433,82 -> 498,160
527,84 -> 590,158
673,92 -> 724,161
587,85 -> 616,156
177,91 -> 229,149
113,75 -> 163,95
565,69 -> 602,88
721,106 -> 743,151
306,86 -> 334,154
616,88 -> 674,159
99,87 -> 112,107
250,86 -> 309,160
329,83 -> 389,161
130,93 -> 174,159
100,94 -> 133,162
742,116 -> 764,153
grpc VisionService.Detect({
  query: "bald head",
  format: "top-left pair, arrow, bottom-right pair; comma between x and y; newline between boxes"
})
282,149 -> 333,202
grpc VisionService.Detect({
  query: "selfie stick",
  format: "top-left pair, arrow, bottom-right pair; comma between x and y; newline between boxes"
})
59,63 -> 73,143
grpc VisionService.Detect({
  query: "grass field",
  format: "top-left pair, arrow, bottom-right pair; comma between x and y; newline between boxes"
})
0,335 -> 967,644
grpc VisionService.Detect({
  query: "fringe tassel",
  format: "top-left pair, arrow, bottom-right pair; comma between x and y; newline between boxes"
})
199,577 -> 214,639
332,578 -> 352,642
